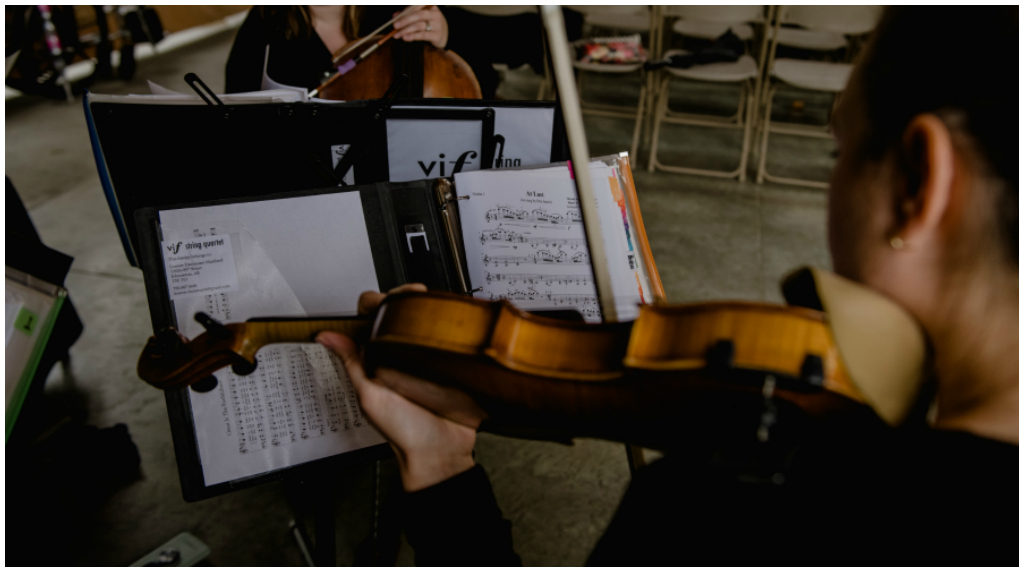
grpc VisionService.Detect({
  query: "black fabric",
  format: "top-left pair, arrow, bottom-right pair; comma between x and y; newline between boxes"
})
225,6 -> 480,96
644,30 -> 744,71
403,429 -> 1017,565
225,6 -> 392,94
403,464 -> 521,566
224,7 -> 583,99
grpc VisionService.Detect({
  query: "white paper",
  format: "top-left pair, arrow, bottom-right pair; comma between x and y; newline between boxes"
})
158,192 -> 386,485
260,45 -> 310,101
330,144 -> 356,185
386,118 -> 484,182
397,105 -> 556,170
455,160 -> 648,322
147,80 -> 186,95
161,235 -> 239,300
455,167 -> 601,321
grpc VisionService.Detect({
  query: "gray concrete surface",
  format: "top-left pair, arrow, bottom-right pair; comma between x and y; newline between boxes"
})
5,26 -> 835,566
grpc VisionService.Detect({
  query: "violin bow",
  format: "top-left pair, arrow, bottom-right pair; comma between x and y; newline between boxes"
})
311,5 -> 430,98
540,6 -> 619,322
330,5 -> 427,65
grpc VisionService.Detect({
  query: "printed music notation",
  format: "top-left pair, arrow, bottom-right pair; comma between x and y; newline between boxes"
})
223,345 -> 364,455
484,205 -> 582,225
488,288 -> 540,302
483,250 -> 590,267
455,168 -> 602,323
485,272 -> 592,287
545,294 -> 599,306
479,227 -> 584,249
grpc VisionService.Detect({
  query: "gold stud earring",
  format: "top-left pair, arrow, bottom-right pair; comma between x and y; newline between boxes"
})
890,236 -> 905,250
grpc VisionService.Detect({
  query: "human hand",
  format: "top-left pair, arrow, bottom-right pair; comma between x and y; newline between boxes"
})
392,6 -> 449,49
317,284 -> 486,492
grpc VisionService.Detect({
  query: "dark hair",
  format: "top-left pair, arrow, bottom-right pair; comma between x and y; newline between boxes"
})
259,6 -> 363,43
859,6 -> 1018,263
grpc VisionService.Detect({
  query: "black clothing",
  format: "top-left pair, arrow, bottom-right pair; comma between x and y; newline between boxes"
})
403,429 -> 1017,566
404,465 -> 521,566
224,7 -> 583,99
225,6 -> 396,94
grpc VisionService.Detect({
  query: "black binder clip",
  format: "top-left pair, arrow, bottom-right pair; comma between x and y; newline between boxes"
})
184,72 -> 224,107
373,74 -> 408,120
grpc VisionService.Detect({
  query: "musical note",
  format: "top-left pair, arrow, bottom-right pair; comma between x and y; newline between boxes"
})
545,294 -> 599,307
456,168 -> 603,323
484,205 -> 577,226
488,287 -> 540,302
479,228 -> 584,250
483,250 -> 591,267
485,272 -> 592,287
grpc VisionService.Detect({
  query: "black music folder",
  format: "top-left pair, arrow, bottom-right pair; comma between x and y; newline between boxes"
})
135,178 -> 469,500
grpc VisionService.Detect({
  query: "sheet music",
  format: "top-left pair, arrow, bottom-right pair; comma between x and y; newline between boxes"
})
455,167 -> 599,320
158,193 -> 385,486
455,161 -> 647,322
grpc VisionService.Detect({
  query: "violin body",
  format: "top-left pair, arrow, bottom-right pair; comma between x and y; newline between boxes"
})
138,286 -> 886,452
316,36 -> 482,101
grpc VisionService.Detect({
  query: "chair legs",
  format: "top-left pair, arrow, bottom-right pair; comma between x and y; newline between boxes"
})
577,69 -> 649,163
647,76 -> 756,181
755,82 -> 833,189
755,84 -> 775,184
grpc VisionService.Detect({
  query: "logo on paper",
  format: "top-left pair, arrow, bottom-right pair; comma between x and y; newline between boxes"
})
492,135 -> 521,168
166,241 -> 183,255
418,150 -> 477,177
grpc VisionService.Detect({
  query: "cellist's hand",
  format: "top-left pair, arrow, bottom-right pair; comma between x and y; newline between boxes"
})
392,6 -> 449,49
317,284 -> 486,492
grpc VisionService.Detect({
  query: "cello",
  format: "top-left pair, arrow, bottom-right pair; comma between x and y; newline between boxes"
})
309,5 -> 481,101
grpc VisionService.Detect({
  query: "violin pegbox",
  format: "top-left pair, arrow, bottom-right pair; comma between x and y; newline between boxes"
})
137,314 -> 254,391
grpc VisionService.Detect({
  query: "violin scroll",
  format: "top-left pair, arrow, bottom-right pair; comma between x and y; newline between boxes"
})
137,314 -> 372,390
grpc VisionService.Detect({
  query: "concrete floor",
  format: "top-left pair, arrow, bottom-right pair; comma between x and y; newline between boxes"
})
5,27 -> 835,566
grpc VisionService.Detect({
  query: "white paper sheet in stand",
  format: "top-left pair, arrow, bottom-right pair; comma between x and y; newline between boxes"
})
158,192 -> 385,486
455,162 -> 648,322
455,167 -> 602,321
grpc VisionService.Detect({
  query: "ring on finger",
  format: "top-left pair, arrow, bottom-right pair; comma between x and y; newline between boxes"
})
425,21 -> 432,32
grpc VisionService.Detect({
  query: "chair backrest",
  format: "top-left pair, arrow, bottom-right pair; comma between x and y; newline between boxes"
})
662,5 -> 765,24
780,5 -> 882,36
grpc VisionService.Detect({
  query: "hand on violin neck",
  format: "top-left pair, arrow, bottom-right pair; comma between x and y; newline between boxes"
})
392,5 -> 448,49
317,329 -> 478,492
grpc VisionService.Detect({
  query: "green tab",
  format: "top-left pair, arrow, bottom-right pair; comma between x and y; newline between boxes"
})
14,307 -> 38,335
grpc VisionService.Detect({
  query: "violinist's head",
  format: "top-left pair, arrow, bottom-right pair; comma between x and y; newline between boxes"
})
828,6 -> 1018,440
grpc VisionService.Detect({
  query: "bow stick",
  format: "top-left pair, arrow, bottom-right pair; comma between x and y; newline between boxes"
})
540,6 -> 619,322
310,5 -> 431,98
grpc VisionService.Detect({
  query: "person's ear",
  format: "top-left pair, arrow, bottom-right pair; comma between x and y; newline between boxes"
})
892,114 -> 956,247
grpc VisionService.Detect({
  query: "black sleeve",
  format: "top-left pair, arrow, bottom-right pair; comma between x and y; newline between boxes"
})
403,464 -> 521,566
224,8 -> 269,94
360,6 -> 403,36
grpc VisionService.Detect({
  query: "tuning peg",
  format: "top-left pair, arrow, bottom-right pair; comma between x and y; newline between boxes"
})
232,358 -> 259,376
194,312 -> 232,339
149,327 -> 190,361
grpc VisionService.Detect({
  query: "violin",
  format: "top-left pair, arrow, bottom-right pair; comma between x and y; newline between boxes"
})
137,268 -> 926,452
309,6 -> 481,101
